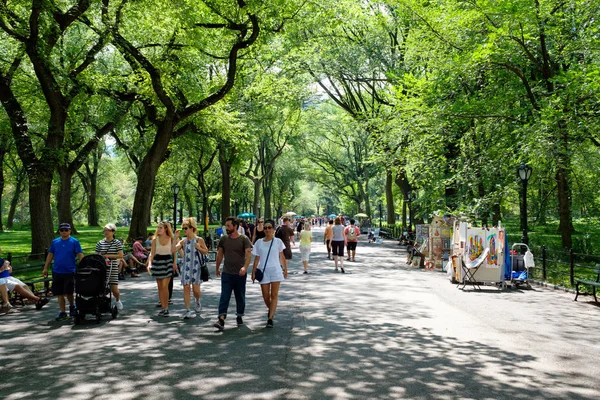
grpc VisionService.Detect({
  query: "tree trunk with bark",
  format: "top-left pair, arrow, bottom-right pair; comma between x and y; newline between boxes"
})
0,148 -> 5,231
29,176 -> 54,254
218,144 -> 233,221
385,170 -> 394,226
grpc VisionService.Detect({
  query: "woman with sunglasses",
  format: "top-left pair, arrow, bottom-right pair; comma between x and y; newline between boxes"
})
148,221 -> 177,316
251,219 -> 288,328
174,217 -> 209,319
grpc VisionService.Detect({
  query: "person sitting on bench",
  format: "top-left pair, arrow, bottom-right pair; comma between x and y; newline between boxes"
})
0,256 -> 49,311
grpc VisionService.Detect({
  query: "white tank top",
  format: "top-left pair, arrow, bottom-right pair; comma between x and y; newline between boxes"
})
155,237 -> 173,255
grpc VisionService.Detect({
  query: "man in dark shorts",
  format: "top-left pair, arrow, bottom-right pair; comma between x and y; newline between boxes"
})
345,219 -> 360,261
214,217 -> 253,331
42,223 -> 84,321
276,217 -> 295,260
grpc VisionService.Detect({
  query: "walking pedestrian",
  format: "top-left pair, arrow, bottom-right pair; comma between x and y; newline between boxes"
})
299,223 -> 313,273
296,218 -> 304,241
275,217 -> 295,260
324,219 -> 334,259
148,222 -> 177,316
175,217 -> 209,319
95,223 -> 124,311
345,219 -> 360,262
42,223 -> 84,320
252,219 -> 265,244
251,219 -> 288,328
213,217 -> 253,331
330,216 -> 347,273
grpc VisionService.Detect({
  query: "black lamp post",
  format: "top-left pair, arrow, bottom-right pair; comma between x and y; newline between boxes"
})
518,164 -> 533,245
196,200 -> 201,221
378,201 -> 383,228
407,191 -> 416,232
171,183 -> 180,230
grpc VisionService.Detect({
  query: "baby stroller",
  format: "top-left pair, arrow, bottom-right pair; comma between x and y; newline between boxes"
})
74,254 -> 118,324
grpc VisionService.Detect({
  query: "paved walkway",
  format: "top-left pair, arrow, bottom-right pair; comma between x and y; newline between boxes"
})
2,227 -> 599,399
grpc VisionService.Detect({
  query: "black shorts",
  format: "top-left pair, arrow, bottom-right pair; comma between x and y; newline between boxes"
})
52,272 -> 75,296
347,241 -> 357,251
283,247 -> 293,260
331,241 -> 345,257
325,239 -> 331,248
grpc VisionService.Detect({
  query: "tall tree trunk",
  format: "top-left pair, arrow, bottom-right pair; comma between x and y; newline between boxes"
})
87,150 -> 101,226
57,167 -> 77,233
263,170 -> 273,220
556,123 -> 573,249
219,150 -> 232,221
29,176 -> 54,254
7,170 -> 25,229
556,166 -> 572,249
492,203 -> 501,227
253,180 -> 261,218
385,170 -> 394,226
0,149 -> 5,231
394,170 -> 410,225
128,122 -> 174,242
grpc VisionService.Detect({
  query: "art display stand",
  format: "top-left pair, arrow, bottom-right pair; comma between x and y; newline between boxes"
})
450,221 -> 507,287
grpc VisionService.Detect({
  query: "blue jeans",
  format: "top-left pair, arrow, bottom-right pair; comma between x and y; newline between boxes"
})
218,272 -> 247,318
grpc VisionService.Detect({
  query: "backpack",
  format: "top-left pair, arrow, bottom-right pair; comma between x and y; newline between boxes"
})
347,226 -> 357,240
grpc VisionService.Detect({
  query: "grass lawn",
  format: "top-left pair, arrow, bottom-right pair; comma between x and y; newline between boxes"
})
1,224 -> 222,281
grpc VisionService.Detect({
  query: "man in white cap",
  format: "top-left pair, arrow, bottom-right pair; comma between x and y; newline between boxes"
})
43,223 -> 84,321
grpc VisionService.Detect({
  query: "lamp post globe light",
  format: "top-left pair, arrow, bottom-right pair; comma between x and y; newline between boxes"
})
171,183 -> 180,231
518,164 -> 532,245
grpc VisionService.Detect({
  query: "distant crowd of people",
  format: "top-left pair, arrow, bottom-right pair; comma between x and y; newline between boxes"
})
1,215 -> 365,330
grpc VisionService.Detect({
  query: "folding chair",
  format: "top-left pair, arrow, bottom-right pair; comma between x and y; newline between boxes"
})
459,248 -> 489,290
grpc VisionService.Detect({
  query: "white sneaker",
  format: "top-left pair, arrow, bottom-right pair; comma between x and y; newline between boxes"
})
116,300 -> 123,310
183,310 -> 195,319
195,302 -> 202,314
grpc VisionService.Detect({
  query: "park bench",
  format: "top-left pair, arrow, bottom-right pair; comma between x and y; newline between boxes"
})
379,228 -> 395,240
574,268 -> 600,304
6,251 -> 52,305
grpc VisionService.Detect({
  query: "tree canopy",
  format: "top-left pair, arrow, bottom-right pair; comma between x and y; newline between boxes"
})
1,0 -> 599,251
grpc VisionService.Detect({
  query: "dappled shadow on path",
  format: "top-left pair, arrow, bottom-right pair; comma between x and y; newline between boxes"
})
1,231 -> 598,399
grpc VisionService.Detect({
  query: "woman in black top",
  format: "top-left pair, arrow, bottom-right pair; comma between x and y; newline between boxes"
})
252,219 -> 266,243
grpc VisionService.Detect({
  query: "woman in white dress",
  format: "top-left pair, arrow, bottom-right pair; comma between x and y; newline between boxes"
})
251,219 -> 288,328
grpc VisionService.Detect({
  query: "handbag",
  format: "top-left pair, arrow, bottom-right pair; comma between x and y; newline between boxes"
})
255,239 -> 274,283
195,249 -> 210,282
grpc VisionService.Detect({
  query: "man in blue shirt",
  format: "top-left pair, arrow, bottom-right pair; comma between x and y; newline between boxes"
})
42,223 -> 84,321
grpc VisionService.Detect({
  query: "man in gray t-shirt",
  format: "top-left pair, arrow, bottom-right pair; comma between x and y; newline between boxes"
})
214,217 -> 252,331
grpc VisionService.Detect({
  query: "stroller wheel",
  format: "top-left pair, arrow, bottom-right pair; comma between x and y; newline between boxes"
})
74,313 -> 81,325
111,305 -> 118,319
96,310 -> 101,324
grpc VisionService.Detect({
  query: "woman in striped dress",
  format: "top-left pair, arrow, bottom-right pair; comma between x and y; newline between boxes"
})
148,222 -> 177,316
96,223 -> 124,310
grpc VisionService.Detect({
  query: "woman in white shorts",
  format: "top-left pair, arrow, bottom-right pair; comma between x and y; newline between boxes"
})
251,219 -> 288,328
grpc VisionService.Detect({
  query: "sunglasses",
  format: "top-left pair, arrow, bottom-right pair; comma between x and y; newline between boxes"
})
59,229 -> 70,232
182,227 -> 189,230
264,226 -> 274,230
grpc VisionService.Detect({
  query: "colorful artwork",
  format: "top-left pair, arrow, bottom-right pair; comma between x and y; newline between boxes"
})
468,233 -> 484,261
487,232 -> 498,266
